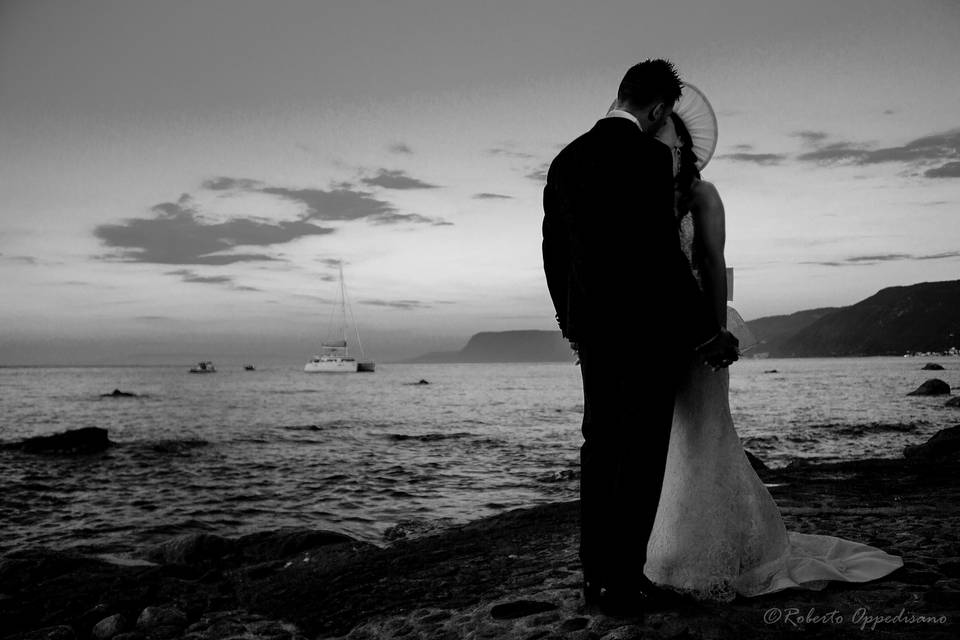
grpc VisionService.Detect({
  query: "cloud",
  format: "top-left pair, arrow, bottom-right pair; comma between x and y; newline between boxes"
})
792,130 -> 829,144
367,212 -> 452,226
2,254 -> 39,264
95,201 -> 334,265
845,254 -> 913,263
796,142 -> 870,163
718,153 -> 786,165
166,269 -> 261,291
358,299 -> 432,310
804,251 -> 960,267
473,192 -> 513,200
260,186 -> 397,221
525,162 -> 550,182
389,143 -> 413,155
925,161 -> 960,178
202,177 -> 262,191
797,129 -> 960,173
359,169 -> 439,190
487,147 -> 536,160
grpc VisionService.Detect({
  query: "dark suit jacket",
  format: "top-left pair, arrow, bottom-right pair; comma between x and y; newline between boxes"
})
542,117 -> 719,358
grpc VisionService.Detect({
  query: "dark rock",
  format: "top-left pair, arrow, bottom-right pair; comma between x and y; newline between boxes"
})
489,600 -> 558,620
418,379 -> 430,384
136,606 -> 187,630
904,425 -> 960,460
763,369 -> 779,373
945,397 -> 960,408
92,613 -> 128,639
15,427 -> 113,454
559,617 -> 589,631
907,379 -> 951,396
5,627 -> 76,640
922,363 -> 945,370
744,450 -> 770,473
100,389 -> 137,397
146,533 -> 234,566
233,529 -> 360,563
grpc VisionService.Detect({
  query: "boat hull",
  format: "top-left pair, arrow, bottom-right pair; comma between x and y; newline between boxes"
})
304,359 -> 358,373
357,362 -> 376,372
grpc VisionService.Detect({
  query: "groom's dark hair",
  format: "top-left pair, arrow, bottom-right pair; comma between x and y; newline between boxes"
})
618,59 -> 683,107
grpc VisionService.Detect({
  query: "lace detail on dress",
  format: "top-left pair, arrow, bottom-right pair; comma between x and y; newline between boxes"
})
642,340 -> 903,602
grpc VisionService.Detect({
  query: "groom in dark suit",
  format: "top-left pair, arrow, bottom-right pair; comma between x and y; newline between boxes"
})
542,59 -> 739,613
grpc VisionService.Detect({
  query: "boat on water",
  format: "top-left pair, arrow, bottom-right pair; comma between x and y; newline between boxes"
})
189,361 -> 216,373
304,265 -> 375,373
243,364 -> 256,371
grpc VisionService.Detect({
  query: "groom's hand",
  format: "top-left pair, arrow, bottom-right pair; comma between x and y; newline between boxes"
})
696,330 -> 740,370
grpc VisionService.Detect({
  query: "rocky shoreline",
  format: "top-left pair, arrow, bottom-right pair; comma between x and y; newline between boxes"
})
3,428 -> 959,640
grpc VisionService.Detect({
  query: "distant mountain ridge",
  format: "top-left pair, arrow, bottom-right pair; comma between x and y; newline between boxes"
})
761,280 -> 960,357
407,330 -> 574,363
407,280 -> 960,362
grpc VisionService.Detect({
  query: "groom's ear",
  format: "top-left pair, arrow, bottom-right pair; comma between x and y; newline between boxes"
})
649,102 -> 665,124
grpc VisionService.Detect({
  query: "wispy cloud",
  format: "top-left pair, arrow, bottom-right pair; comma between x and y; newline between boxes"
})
202,177 -> 262,191
388,143 -> 413,155
360,169 -> 439,190
525,162 -> 550,183
166,269 -> 261,291
357,298 -> 432,310
925,161 -> 960,178
95,201 -> 334,265
804,251 -> 960,266
718,152 -> 786,165
2,254 -> 39,265
473,192 -> 513,200
792,130 -> 829,144
487,147 -> 536,160
796,129 -> 960,174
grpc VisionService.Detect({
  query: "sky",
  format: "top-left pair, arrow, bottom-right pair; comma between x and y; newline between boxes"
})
1,0 -> 958,365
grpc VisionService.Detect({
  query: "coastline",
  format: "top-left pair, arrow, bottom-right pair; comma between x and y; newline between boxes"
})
3,442 -> 958,640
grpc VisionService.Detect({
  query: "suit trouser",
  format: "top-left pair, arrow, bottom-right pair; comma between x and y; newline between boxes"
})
577,340 -> 682,590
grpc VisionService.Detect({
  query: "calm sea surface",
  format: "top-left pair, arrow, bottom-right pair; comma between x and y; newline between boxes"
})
0,358 -> 956,559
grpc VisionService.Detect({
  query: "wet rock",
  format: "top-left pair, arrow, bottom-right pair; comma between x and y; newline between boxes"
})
92,614 -> 128,639
147,533 -> 234,566
5,627 -> 76,640
744,450 -> 770,474
100,389 -> 137,397
904,425 -> 960,460
234,528 -> 360,563
922,363 -> 945,370
600,626 -> 645,640
14,427 -> 113,455
136,606 -> 187,630
945,397 -> 960,408
489,600 -> 558,620
906,379 -> 950,396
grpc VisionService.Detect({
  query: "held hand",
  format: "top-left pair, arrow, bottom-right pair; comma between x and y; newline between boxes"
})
696,330 -> 740,370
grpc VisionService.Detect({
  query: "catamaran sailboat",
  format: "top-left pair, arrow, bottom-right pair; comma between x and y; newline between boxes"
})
304,265 -> 376,373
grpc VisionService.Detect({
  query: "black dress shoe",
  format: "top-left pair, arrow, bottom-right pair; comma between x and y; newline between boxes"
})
585,586 -> 648,617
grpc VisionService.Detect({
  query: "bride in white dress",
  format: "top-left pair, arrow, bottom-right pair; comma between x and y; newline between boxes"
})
642,87 -> 903,602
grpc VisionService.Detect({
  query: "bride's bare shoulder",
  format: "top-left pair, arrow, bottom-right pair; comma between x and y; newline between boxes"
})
690,180 -> 723,212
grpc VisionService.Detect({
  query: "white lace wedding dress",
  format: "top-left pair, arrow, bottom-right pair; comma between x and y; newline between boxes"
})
643,208 -> 903,602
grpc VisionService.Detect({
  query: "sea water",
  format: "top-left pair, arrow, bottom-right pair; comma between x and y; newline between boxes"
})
0,358 -> 955,558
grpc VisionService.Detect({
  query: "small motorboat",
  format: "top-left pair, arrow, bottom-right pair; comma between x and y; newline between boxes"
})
189,361 -> 216,373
